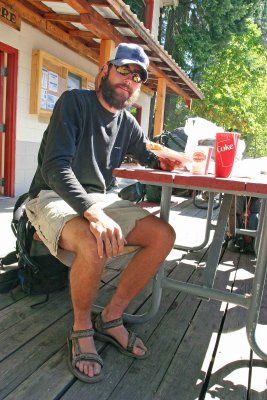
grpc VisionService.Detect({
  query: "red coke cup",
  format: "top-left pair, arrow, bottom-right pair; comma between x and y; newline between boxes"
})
215,132 -> 240,178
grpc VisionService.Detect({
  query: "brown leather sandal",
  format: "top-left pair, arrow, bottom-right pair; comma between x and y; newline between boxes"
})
94,313 -> 150,359
67,328 -> 103,383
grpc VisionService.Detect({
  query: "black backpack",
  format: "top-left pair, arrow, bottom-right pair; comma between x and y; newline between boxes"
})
118,182 -> 146,203
0,193 -> 69,299
154,127 -> 188,153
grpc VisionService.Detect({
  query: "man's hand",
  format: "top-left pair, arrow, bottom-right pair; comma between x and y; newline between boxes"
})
159,157 -> 184,171
84,204 -> 126,258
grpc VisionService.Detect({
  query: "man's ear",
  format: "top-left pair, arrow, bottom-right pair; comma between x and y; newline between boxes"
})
95,64 -> 109,91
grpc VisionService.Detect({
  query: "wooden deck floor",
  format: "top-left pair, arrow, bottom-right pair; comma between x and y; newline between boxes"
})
1,196 -> 267,399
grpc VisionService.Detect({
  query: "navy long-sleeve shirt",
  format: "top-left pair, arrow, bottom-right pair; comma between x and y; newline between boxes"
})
29,89 -> 159,216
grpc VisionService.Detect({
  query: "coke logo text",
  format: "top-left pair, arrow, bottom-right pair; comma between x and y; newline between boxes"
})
217,143 -> 234,152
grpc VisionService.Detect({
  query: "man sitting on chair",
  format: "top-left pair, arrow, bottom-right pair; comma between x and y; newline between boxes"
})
26,43 -> 181,383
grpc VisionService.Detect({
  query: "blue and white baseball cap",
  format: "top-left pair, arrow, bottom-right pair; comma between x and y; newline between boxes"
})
109,43 -> 149,82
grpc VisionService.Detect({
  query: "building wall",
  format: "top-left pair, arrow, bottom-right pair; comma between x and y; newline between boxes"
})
1,21 -> 152,196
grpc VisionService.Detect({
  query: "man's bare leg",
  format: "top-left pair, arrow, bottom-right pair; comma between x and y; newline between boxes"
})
59,216 -> 106,379
60,213 -> 175,375
98,214 -> 176,356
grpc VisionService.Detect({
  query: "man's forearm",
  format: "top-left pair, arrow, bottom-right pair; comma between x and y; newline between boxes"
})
42,166 -> 96,216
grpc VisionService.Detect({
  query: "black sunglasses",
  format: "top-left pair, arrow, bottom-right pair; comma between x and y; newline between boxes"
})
113,64 -> 144,83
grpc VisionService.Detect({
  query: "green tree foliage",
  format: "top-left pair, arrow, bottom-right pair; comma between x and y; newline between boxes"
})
193,20 -> 267,157
160,0 -> 264,79
159,2 -> 267,156
254,0 -> 267,49
124,0 -> 145,22
163,96 -> 193,131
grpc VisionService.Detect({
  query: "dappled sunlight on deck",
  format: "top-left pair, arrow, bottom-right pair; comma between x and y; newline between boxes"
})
0,194 -> 267,399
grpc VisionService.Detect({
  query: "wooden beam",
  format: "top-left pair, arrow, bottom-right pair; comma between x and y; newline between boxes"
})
22,0 -> 57,13
43,13 -> 81,22
153,77 -> 166,137
30,0 -> 108,3
5,0 -> 199,100
64,0 -> 123,42
106,18 -> 128,28
127,37 -> 145,45
68,30 -> 95,38
87,0 -> 109,4
3,0 -> 99,62
39,0 -> 109,4
149,63 -> 190,100
80,13 -> 118,41
99,39 -> 115,67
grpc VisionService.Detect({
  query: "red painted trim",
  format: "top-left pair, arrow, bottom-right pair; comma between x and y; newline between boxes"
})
0,42 -> 18,197
0,42 -> 18,53
113,168 -> 174,184
145,0 -> 154,32
135,104 -> 142,124
185,99 -> 192,109
173,173 -> 246,193
113,168 -> 250,194
246,178 -> 267,195
0,52 -> 4,192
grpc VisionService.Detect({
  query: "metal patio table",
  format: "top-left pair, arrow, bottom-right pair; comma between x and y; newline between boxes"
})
98,167 -> 267,361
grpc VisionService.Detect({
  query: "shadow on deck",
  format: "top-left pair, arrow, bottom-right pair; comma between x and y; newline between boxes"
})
0,194 -> 267,400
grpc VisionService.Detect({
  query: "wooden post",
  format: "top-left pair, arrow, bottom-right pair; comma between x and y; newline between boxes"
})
185,98 -> 192,110
99,39 -> 115,68
153,77 -> 166,137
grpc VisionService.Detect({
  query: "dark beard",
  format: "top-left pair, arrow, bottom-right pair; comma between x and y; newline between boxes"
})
100,75 -> 140,110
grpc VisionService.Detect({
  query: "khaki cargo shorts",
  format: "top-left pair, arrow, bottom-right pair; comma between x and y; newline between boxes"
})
26,190 -> 150,267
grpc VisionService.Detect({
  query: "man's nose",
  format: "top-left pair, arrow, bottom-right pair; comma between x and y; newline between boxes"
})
123,76 -> 132,85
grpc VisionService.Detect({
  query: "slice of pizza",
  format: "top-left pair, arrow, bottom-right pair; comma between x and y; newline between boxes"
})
146,142 -> 163,151
146,141 -> 191,165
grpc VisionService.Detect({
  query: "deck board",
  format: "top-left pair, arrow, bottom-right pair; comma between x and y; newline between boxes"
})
152,249 -> 236,400
1,195 -> 267,399
204,251 -> 251,400
61,251 -> 203,400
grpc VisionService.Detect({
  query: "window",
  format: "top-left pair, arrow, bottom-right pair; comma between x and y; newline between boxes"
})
68,72 -> 82,90
30,50 -> 94,116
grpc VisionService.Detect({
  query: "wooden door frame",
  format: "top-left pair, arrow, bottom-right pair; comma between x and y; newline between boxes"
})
0,42 -> 18,197
0,51 -> 4,194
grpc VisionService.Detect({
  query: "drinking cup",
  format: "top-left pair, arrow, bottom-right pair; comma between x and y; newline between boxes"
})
191,146 -> 212,175
215,132 -> 239,178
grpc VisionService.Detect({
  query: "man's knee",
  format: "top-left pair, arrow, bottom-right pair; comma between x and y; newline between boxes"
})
143,218 -> 175,255
154,219 -> 176,246
59,216 -> 97,255
129,215 -> 175,249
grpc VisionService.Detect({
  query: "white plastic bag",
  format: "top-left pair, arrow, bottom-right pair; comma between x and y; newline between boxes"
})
184,117 -> 224,154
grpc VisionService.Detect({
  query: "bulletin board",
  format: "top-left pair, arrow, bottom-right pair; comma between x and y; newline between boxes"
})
30,50 -> 95,117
